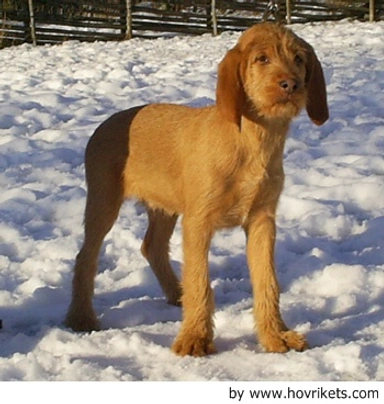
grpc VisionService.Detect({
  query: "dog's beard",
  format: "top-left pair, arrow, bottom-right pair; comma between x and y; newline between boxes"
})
266,99 -> 303,119
251,91 -> 306,120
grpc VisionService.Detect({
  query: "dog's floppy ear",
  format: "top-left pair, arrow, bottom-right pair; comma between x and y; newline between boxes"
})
216,46 -> 246,128
304,43 -> 329,126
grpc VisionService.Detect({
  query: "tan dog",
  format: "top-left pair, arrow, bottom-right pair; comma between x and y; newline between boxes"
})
65,23 -> 328,356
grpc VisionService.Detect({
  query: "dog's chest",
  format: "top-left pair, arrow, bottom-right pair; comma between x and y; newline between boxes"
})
217,165 -> 274,228
216,129 -> 286,228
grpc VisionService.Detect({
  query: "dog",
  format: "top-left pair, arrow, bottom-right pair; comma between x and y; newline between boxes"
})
65,22 -> 328,356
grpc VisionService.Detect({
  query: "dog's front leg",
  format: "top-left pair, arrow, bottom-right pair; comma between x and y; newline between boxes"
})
172,216 -> 216,356
245,210 -> 308,353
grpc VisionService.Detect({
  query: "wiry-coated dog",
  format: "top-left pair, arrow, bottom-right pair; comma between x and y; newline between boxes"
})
65,23 -> 328,356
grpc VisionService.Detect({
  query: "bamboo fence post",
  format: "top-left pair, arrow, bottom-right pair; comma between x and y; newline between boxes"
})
369,0 -> 375,22
286,0 -> 292,24
211,0 -> 218,36
126,0 -> 133,39
27,0 -> 36,45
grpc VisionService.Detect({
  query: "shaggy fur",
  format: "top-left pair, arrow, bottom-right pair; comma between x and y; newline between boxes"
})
65,23 -> 328,356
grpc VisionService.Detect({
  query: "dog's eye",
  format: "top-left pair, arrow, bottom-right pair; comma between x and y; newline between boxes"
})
295,55 -> 304,66
255,55 -> 269,64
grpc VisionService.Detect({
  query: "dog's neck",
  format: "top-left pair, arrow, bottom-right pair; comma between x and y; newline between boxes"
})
236,113 -> 291,170
241,113 -> 290,142
247,114 -> 290,131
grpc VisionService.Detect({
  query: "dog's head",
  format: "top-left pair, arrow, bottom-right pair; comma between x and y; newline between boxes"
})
216,23 -> 329,127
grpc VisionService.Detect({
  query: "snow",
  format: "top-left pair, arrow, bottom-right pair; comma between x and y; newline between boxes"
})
1,19 -> 384,381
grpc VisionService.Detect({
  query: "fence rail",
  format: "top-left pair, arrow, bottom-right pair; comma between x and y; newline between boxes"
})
1,1 -> 383,48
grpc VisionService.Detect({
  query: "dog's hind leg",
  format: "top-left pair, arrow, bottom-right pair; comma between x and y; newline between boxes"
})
65,161 -> 124,332
141,208 -> 181,305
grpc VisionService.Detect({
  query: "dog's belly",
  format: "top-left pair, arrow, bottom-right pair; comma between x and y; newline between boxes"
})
124,175 -> 184,215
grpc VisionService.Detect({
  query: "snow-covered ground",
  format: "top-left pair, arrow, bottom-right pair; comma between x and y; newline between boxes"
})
0,20 -> 384,381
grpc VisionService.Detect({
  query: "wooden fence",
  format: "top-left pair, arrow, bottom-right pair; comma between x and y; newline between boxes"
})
1,0 -> 383,48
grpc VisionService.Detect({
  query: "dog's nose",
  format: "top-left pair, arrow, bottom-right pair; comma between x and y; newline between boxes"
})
279,79 -> 299,94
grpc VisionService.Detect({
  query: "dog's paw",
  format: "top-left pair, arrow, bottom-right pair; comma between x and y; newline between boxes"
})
281,330 -> 308,352
65,307 -> 100,332
172,334 -> 216,357
261,330 -> 308,353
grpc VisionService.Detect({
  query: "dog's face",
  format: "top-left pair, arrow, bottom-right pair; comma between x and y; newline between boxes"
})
240,27 -> 308,120
217,23 -> 329,127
